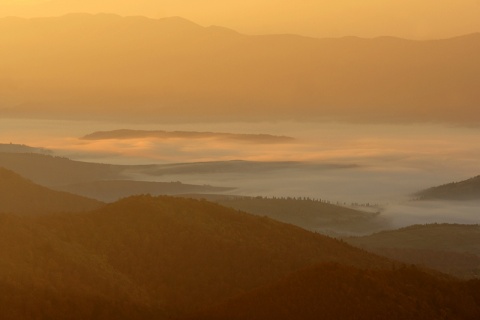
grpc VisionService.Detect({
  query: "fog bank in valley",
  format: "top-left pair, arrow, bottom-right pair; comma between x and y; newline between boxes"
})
1,118 -> 479,228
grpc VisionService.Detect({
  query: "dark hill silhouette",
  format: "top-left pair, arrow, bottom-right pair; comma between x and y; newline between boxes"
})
0,195 -> 394,317
2,196 -> 480,318
0,212 -> 164,319
415,176 -> 480,200
190,263 -> 480,320
0,280 -> 164,320
347,224 -> 480,278
0,167 -> 103,214
1,14 -> 479,123
53,195 -> 394,315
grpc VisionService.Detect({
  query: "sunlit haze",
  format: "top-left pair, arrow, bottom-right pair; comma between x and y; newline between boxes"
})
2,1 -> 480,317
1,0 -> 480,39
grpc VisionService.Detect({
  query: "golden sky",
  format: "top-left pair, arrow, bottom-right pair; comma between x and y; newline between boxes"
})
1,0 -> 480,39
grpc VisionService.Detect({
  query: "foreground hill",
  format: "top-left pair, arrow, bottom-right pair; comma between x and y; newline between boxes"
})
415,176 -> 480,200
0,167 -> 103,214
48,196 -> 393,315
0,195 -> 394,318
3,195 -> 480,318
0,213 -> 163,319
191,263 -> 480,320
1,14 -> 479,124
347,224 -> 480,278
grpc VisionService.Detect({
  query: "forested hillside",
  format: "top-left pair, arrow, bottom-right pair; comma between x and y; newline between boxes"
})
190,263 -> 480,320
1,194 -> 480,318
0,195 -> 393,318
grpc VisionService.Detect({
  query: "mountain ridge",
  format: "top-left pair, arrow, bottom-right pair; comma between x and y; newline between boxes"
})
1,13 -> 479,124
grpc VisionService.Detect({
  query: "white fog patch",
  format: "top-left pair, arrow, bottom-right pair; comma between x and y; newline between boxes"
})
380,200 -> 480,229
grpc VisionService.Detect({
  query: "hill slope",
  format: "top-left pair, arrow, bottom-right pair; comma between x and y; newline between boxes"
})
0,195 -> 394,317
347,224 -> 480,278
0,167 -> 103,213
191,263 -> 480,320
0,212 -> 164,319
1,14 -> 479,124
415,176 -> 480,200
3,195 -> 480,318
50,195 -> 393,315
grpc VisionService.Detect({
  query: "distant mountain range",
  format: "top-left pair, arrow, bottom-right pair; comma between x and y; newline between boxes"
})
1,14 -> 479,124
415,176 -> 480,200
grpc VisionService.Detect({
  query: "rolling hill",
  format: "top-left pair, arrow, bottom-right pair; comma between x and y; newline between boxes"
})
415,176 -> 480,200
1,14 -> 479,124
0,195 -> 395,317
346,224 -> 480,278
3,194 -> 480,318
0,167 -> 103,214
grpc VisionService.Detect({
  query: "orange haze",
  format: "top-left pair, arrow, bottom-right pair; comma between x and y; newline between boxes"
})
1,0 -> 480,39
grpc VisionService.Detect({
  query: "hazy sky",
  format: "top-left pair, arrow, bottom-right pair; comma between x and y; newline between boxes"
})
1,0 -> 480,39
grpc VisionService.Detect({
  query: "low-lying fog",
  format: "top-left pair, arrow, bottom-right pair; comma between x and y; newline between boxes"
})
1,118 -> 479,228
